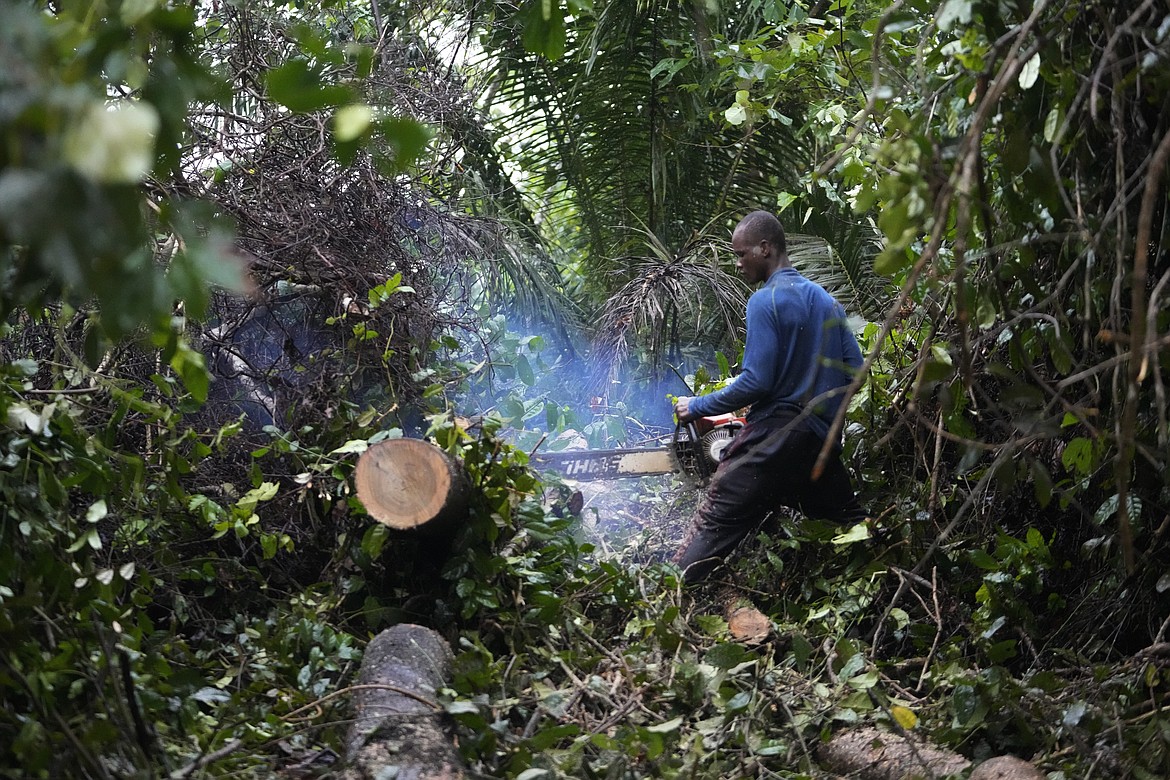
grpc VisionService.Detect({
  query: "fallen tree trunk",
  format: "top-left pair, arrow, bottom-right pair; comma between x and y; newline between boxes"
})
342,623 -> 465,780
355,439 -> 471,532
818,726 -> 1044,780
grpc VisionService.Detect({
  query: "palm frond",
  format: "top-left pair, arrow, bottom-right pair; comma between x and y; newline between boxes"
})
791,201 -> 887,320
588,221 -> 749,391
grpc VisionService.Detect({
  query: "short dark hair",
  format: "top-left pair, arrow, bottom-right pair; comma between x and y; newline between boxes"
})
737,210 -> 787,255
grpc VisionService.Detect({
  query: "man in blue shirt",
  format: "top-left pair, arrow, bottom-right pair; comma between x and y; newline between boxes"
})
672,210 -> 868,583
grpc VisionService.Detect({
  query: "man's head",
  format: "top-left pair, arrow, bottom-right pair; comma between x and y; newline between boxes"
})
731,210 -> 788,284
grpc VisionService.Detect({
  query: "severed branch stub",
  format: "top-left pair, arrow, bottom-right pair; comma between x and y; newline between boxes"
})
727,606 -> 771,645
354,439 -> 471,533
717,585 -> 772,645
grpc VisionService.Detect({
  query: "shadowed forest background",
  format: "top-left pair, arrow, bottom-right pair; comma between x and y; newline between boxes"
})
1,0 -> 1169,777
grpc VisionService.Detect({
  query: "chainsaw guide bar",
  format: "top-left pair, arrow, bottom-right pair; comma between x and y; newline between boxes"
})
531,415 -> 743,484
531,446 -> 679,480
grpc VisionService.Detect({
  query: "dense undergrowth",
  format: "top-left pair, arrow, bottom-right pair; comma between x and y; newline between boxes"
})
4,0 -> 1170,777
2,329 -> 1167,778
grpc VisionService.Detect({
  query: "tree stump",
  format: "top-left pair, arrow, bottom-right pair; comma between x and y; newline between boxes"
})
342,624 -> 464,780
355,439 -> 471,532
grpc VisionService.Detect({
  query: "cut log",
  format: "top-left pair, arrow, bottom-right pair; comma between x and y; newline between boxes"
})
818,726 -> 969,779
355,439 -> 471,532
342,624 -> 465,780
968,756 -> 1046,780
819,727 -> 1045,780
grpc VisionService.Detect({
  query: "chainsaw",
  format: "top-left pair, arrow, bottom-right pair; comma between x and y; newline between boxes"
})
531,414 -> 745,484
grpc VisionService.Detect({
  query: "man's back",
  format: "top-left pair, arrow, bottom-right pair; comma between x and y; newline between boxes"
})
689,267 -> 863,437
748,267 -> 863,434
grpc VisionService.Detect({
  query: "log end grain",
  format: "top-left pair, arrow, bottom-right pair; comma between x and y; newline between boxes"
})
354,439 -> 470,531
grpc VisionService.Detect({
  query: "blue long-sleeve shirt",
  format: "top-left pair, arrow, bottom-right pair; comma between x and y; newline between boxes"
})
688,267 -> 864,439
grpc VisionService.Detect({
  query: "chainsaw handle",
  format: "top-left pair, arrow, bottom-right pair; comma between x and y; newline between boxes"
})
673,420 -> 713,484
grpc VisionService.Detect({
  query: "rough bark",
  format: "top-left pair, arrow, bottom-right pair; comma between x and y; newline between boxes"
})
819,726 -> 970,779
968,756 -> 1046,780
342,624 -> 465,780
818,727 -> 1045,780
355,439 -> 471,532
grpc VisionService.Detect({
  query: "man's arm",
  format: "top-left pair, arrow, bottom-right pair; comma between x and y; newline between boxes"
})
684,292 -> 780,419
839,310 -> 864,375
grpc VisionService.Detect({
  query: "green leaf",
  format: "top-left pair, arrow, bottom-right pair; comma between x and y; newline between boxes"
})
64,102 -> 160,184
937,0 -> 972,31
695,614 -> 728,636
86,499 -> 108,524
987,639 -> 1018,663
67,531 -> 92,553
646,716 -> 683,733
361,524 -> 389,559
521,0 -> 566,60
170,340 -> 210,404
240,482 -> 279,506
330,439 -> 369,455
874,247 -> 911,277
1032,461 -> 1053,508
446,696 -> 479,715
517,354 -> 536,386
921,343 -> 954,382
1060,437 -> 1094,476
715,351 -> 731,378
831,522 -> 871,545
375,118 -> 433,172
266,60 -> 351,112
705,643 -> 750,669
1017,54 -> 1041,90
725,102 -> 748,126
1092,494 -> 1141,528
1044,108 -> 1062,143
726,691 -> 751,712
969,548 -> 999,570
334,104 -> 374,142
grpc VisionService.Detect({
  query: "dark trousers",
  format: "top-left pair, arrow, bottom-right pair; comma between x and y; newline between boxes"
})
672,420 -> 868,583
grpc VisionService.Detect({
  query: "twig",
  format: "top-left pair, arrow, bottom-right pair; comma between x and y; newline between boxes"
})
917,567 -> 942,693
870,446 -> 1016,643
527,432 -> 548,457
1154,613 -> 1170,645
169,739 -> 245,779
281,683 -> 441,722
1115,125 -> 1170,572
772,693 -> 811,765
816,0 -> 905,177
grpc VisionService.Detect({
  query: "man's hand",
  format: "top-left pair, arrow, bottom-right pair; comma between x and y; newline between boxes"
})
674,396 -> 696,422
